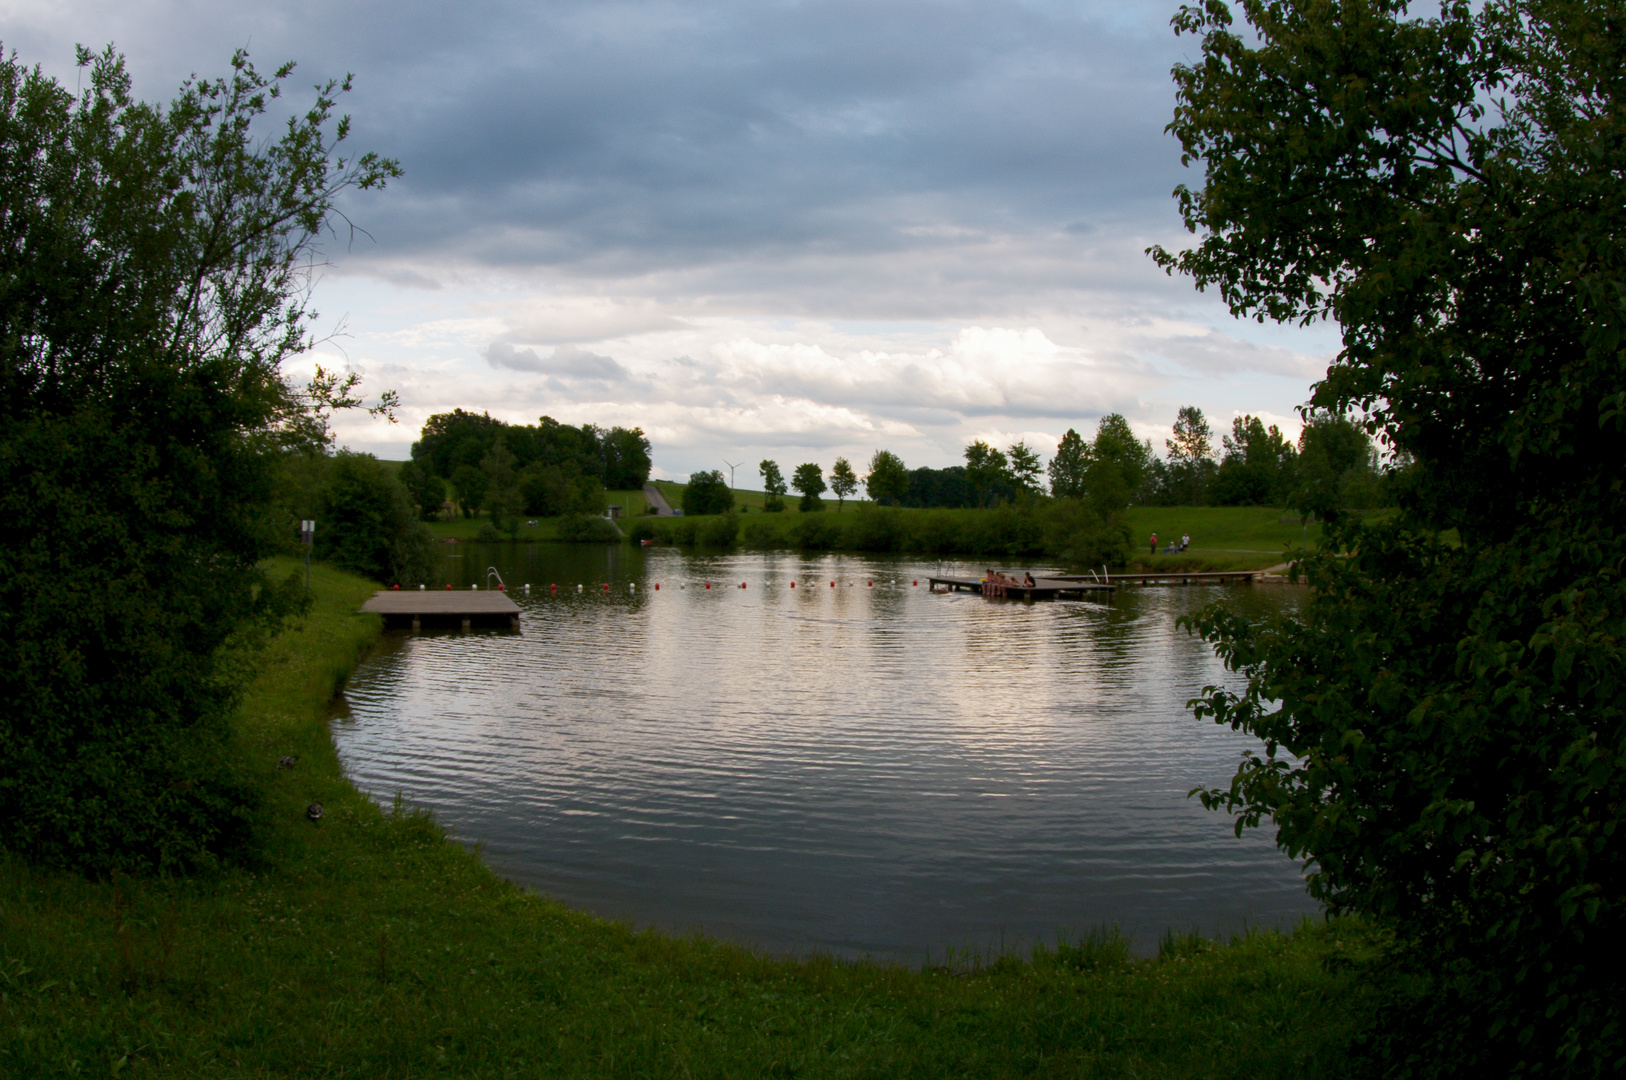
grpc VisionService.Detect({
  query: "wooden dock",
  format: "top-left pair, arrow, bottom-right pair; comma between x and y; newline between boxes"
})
1053,570 -> 1262,586
361,590 -> 521,629
928,574 -> 1115,600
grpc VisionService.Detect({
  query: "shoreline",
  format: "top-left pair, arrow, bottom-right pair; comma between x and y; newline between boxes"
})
0,559 -> 1371,1076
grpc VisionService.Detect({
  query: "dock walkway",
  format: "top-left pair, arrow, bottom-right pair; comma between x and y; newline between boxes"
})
361,590 -> 521,629
1055,570 -> 1261,586
928,574 -> 1115,601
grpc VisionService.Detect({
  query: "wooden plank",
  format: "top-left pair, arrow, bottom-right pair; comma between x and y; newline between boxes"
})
361,590 -> 521,616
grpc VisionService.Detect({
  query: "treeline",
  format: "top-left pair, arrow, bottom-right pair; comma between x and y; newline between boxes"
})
742,408 -> 1386,519
1136,407 -> 1384,516
401,410 -> 651,529
632,502 -> 1131,566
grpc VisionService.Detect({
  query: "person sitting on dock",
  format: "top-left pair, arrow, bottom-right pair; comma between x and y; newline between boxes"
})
1023,572 -> 1036,587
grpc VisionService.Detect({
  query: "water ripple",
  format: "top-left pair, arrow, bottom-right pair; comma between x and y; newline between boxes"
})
332,546 -> 1315,960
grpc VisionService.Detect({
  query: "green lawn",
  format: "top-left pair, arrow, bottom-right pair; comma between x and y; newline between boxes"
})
1121,506 -> 1322,570
0,560 -> 1377,1077
651,478 -> 868,516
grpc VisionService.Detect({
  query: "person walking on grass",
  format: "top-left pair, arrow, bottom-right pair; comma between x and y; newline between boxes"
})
1150,532 -> 1158,556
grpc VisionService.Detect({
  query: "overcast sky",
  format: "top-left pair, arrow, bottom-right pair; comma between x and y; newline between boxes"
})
5,0 -> 1338,479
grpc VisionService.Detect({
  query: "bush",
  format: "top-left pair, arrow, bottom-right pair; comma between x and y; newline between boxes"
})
696,512 -> 740,548
741,518 -> 789,548
682,471 -> 734,516
793,513 -> 842,549
0,47 -> 394,875
909,511 -> 967,554
316,453 -> 437,584
847,507 -> 906,552
556,514 -> 621,543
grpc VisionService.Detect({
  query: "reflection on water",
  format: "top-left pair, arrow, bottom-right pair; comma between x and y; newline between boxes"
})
332,542 -> 1316,961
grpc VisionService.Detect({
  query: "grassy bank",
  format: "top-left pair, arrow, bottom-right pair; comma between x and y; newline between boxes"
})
632,504 -> 1321,572
0,561 -> 1374,1077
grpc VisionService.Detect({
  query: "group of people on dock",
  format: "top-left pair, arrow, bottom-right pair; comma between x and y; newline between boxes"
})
1148,531 -> 1191,556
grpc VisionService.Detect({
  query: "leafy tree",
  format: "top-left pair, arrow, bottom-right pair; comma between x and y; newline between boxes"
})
450,464 -> 488,518
1085,414 -> 1152,518
1155,0 -> 1626,1071
759,459 -> 787,511
863,449 -> 909,505
396,458 -> 445,521
791,462 -> 826,512
682,469 -> 733,516
1213,415 -> 1297,507
1291,412 -> 1377,522
1048,429 -> 1088,499
901,465 -> 972,508
1006,440 -> 1043,495
963,440 -> 1010,507
315,453 -> 435,584
0,46 -> 398,874
600,426 -> 653,490
481,437 -> 523,535
1164,406 -> 1215,505
829,457 -> 858,509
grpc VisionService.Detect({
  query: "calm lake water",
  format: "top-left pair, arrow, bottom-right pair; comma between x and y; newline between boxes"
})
332,542 -> 1317,962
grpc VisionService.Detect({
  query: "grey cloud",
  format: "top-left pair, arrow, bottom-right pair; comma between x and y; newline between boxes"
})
483,341 -> 631,382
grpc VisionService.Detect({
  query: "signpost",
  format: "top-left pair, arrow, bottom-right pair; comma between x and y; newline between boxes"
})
301,519 -> 315,591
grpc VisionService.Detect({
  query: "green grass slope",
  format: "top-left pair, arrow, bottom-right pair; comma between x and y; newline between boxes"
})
0,560 -> 1375,1077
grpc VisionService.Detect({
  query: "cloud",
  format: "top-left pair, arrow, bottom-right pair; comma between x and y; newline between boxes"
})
23,0 -> 1338,476
483,341 -> 631,382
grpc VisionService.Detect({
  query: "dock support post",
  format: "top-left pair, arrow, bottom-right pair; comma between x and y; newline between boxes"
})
461,617 -> 471,630
411,615 -> 421,631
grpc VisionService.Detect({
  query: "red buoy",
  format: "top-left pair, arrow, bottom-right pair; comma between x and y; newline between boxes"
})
790,581 -> 796,588
551,583 -> 557,592
830,581 -> 835,587
913,580 -> 918,586
445,584 -> 452,590
498,583 -> 505,591
392,583 -> 400,590
655,583 -> 660,590
740,582 -> 746,589
867,581 -> 873,587
705,582 -> 711,589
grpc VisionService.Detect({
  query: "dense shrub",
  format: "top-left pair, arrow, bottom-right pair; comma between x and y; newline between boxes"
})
792,513 -> 842,549
556,514 -> 621,543
696,512 -> 740,547
682,471 -> 734,516
0,48 -> 394,875
316,453 -> 436,584
1162,0 -> 1626,1070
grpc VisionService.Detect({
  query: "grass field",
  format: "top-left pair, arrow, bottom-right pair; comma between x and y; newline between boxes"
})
1120,507 -> 1321,570
0,560 -> 1377,1077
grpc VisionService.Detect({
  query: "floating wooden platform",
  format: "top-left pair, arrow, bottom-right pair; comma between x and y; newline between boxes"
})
928,575 -> 1115,600
361,590 -> 521,629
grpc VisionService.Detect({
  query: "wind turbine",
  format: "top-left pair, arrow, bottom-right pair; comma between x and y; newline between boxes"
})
723,459 -> 742,488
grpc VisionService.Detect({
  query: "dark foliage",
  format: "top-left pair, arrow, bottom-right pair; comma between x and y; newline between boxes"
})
1156,0 -> 1626,1072
682,470 -> 734,516
314,453 -> 435,584
0,46 -> 396,875
411,411 -> 649,511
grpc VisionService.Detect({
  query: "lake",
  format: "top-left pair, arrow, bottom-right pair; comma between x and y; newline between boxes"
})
331,541 -> 1317,962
